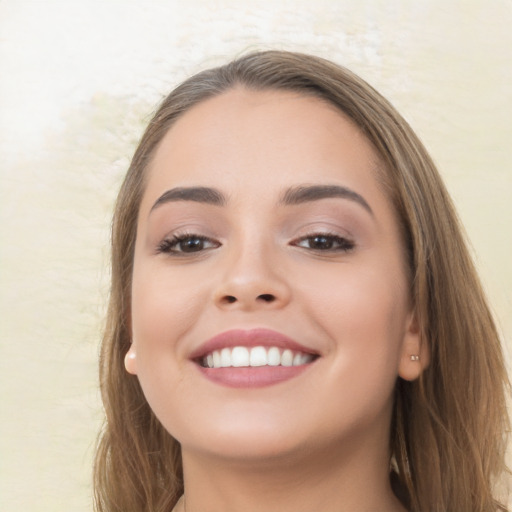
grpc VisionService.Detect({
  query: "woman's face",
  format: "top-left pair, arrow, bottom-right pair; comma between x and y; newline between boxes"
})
127,89 -> 423,463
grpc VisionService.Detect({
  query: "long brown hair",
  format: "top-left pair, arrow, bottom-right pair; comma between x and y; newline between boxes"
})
94,50 -> 510,511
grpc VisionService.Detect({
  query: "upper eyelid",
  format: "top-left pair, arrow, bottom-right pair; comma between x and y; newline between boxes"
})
288,224 -> 355,240
159,227 -> 220,243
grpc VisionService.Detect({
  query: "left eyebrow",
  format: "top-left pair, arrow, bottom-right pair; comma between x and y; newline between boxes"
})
279,184 -> 374,216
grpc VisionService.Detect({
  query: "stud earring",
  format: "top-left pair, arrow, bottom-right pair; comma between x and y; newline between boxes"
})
410,355 -> 420,361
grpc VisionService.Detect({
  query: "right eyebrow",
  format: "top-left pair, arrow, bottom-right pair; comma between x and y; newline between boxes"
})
149,186 -> 226,214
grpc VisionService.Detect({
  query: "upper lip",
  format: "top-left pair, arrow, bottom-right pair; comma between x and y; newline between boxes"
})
189,328 -> 319,360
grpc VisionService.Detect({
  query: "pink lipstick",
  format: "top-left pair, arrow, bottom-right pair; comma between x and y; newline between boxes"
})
190,328 -> 319,388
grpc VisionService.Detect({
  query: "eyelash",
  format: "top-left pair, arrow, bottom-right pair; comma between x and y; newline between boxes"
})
157,232 -> 355,256
291,232 -> 355,253
157,233 -> 220,255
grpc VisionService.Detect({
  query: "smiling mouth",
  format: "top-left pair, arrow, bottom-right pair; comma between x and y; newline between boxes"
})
199,346 -> 316,369
191,328 -> 319,388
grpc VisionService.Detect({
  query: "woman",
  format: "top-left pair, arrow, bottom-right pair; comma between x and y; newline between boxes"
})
94,51 -> 510,511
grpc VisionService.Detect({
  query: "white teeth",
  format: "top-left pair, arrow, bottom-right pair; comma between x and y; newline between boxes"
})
267,347 -> 281,366
232,346 -> 249,367
201,346 -> 315,369
220,347 -> 231,367
281,349 -> 293,367
249,346 -> 267,366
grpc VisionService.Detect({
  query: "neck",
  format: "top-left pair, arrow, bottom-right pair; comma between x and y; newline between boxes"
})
179,433 -> 406,512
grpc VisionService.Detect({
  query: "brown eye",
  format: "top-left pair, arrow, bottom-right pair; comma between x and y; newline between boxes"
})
308,235 -> 335,250
158,235 -> 220,254
293,234 -> 354,252
177,236 -> 206,252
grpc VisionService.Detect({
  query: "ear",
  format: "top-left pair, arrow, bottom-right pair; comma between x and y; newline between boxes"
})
398,310 -> 429,381
124,344 -> 138,375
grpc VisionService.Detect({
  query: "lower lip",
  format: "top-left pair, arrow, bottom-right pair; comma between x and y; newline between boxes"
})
196,364 -> 313,388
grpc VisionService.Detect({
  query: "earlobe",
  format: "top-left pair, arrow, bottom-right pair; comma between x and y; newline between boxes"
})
124,345 -> 138,375
398,312 -> 430,381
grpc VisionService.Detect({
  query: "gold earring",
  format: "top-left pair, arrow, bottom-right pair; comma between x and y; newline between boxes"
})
410,355 -> 420,361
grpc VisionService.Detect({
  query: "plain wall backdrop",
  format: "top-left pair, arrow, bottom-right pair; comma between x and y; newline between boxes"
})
1,1 -> 511,510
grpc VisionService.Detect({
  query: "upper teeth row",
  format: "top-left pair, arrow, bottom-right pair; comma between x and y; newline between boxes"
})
202,346 -> 314,369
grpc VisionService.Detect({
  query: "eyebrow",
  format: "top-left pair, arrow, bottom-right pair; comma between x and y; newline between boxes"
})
280,184 -> 373,216
150,186 -> 226,212
149,184 -> 373,216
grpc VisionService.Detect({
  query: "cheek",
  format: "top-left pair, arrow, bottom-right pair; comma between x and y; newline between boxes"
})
316,269 -> 408,429
301,260 -> 409,377
130,260 -> 207,361
129,261 -> 210,431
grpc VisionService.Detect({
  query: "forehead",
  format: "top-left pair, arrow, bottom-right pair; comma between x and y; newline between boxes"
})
142,88 -> 385,207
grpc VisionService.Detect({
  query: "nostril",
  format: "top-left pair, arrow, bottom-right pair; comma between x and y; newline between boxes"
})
217,293 -> 278,306
257,293 -> 276,303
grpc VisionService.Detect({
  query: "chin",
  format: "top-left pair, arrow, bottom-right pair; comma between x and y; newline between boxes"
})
175,412 -> 314,464
184,432 -> 310,466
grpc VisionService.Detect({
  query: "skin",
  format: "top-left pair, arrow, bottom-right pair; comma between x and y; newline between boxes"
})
126,89 -> 427,512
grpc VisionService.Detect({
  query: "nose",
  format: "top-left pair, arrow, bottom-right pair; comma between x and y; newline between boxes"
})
213,245 -> 292,311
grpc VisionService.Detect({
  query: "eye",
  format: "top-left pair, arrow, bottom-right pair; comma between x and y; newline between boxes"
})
157,234 -> 220,254
292,233 -> 355,252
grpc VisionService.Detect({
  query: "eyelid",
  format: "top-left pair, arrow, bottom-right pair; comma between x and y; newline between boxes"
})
287,219 -> 355,242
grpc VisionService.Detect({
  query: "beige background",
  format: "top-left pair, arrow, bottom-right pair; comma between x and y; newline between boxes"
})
1,1 -> 511,510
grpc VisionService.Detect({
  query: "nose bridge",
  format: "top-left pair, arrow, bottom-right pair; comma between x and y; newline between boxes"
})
214,232 -> 290,309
